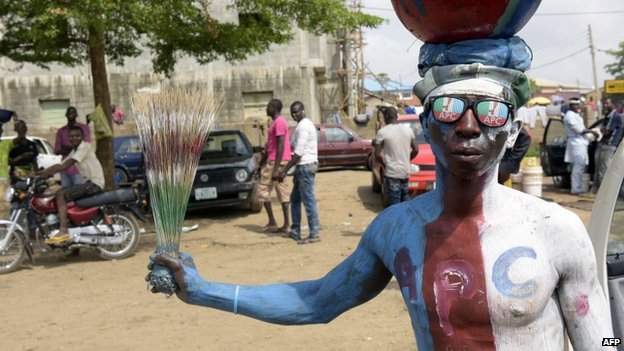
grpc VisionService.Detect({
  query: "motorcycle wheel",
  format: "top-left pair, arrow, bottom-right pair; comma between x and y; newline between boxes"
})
0,224 -> 26,274
97,211 -> 140,260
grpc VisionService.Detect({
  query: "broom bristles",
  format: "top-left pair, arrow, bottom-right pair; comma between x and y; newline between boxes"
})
130,86 -> 224,256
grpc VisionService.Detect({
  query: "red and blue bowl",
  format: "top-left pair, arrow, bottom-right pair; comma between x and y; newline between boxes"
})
391,0 -> 542,43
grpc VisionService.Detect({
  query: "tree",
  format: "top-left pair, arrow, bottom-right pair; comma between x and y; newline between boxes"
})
605,42 -> 624,80
376,73 -> 390,89
0,0 -> 382,188
529,79 -> 541,95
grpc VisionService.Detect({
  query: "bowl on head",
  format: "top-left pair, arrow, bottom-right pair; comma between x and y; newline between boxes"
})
391,0 -> 542,43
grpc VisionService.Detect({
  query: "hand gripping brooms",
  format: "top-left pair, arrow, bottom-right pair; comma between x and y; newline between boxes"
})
131,86 -> 224,295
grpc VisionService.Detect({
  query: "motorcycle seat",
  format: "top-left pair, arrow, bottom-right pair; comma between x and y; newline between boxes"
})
75,188 -> 137,208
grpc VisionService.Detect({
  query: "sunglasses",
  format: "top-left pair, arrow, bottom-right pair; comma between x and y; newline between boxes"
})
426,96 -> 515,128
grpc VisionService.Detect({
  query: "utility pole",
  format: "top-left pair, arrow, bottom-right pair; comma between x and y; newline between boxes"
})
337,0 -> 365,119
588,24 -> 602,118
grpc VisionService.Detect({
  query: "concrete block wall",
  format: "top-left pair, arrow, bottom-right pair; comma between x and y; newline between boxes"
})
0,0 -> 343,147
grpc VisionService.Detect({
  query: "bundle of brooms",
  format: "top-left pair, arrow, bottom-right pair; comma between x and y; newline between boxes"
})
131,86 -> 224,295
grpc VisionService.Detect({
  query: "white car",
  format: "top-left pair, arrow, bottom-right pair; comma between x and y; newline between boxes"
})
588,140 -> 624,345
0,136 -> 61,181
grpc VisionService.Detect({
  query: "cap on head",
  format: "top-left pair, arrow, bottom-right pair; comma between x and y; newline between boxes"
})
413,63 -> 530,107
568,98 -> 581,105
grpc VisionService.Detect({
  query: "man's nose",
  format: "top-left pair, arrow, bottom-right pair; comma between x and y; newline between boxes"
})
454,108 -> 481,138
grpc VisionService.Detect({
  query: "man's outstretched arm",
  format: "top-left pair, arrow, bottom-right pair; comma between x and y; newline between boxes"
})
148,231 -> 392,325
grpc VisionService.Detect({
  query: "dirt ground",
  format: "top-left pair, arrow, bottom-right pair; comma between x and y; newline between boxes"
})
0,169 -> 595,351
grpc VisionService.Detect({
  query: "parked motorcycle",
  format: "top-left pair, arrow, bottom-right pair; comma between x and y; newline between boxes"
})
0,177 -> 147,274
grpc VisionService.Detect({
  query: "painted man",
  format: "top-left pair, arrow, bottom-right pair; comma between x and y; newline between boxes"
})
148,64 -> 614,350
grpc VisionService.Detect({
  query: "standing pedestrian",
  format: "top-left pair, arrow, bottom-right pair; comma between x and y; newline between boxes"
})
563,98 -> 598,195
257,99 -> 292,234
498,124 -> 531,185
374,106 -> 418,206
592,101 -> 624,194
592,98 -> 616,193
0,116 -> 16,208
54,106 -> 91,188
8,120 -> 38,184
278,101 -> 320,244
587,96 -> 597,119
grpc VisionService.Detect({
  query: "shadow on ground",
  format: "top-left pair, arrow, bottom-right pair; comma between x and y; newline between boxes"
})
357,185 -> 383,213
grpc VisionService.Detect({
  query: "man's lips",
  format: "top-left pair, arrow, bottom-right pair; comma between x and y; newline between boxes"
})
450,147 -> 483,156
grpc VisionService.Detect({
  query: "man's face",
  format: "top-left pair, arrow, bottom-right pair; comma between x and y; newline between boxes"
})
66,107 -> 78,122
423,94 -> 513,180
604,99 -> 613,113
68,129 -> 83,148
15,121 -> 27,135
266,103 -> 275,117
569,103 -> 580,112
290,105 -> 304,122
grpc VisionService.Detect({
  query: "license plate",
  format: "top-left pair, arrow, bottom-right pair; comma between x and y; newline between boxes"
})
195,187 -> 217,200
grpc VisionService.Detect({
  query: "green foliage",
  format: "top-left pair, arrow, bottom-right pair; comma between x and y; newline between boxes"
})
0,0 -> 382,186
529,79 -> 541,95
0,0 -> 383,76
605,42 -> 624,80
525,144 -> 540,158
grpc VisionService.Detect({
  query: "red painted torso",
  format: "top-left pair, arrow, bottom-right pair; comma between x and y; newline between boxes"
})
423,213 -> 495,350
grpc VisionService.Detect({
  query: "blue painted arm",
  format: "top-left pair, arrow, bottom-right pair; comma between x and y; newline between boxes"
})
150,232 -> 392,325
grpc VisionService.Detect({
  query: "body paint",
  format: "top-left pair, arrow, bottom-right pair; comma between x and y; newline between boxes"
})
422,199 -> 496,349
395,247 -> 418,302
574,294 -> 590,317
434,259 -> 477,336
492,246 -> 538,298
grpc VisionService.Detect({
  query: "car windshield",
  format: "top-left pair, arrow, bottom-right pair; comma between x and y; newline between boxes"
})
399,120 -> 427,144
115,137 -> 142,153
545,118 -> 567,146
201,132 -> 251,160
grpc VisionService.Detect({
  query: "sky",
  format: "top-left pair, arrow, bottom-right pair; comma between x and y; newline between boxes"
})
359,0 -> 624,90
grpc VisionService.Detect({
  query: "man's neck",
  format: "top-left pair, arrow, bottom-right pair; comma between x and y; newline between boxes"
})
437,171 -> 497,217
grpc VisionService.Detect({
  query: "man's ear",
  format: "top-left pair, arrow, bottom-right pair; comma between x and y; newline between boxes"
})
506,120 -> 523,148
420,112 -> 431,143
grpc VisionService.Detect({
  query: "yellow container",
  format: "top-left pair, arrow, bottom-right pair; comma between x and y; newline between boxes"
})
521,156 -> 539,168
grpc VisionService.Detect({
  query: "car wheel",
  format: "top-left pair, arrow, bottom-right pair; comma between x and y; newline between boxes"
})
250,197 -> 263,213
114,168 -> 129,184
553,174 -> 571,189
371,172 -> 381,193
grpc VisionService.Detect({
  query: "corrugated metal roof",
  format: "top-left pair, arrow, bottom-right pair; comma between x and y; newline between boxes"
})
364,77 -> 413,93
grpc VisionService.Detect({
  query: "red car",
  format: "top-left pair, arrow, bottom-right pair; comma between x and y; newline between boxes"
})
289,123 -> 373,169
370,114 -> 436,207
